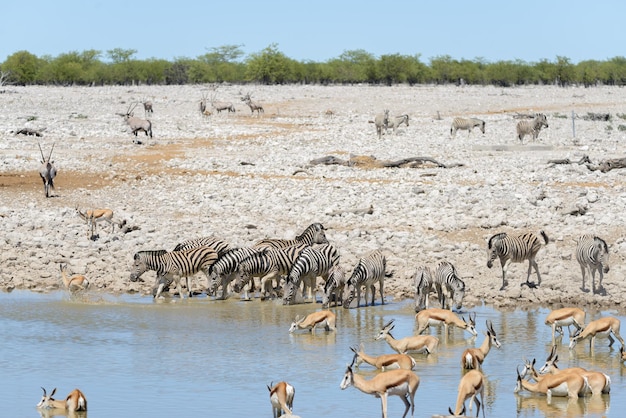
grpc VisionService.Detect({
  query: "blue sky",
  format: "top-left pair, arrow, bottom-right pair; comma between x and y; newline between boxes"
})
2,0 -> 623,64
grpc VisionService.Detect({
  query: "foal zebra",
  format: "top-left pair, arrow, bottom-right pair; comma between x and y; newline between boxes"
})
252,223 -> 327,250
516,113 -> 548,142
575,234 -> 610,294
431,261 -> 466,311
207,247 -> 260,299
282,243 -> 340,305
343,250 -> 390,309
487,230 -> 549,290
130,246 -> 219,298
450,117 -> 486,138
387,114 -> 410,135
414,266 -> 433,312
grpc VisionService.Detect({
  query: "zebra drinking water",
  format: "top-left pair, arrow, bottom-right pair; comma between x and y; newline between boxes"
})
413,266 -> 433,312
322,264 -> 347,308
129,246 -> 218,298
282,243 -> 340,305
487,230 -> 549,290
450,117 -> 485,138
575,234 -> 610,294
343,250 -> 390,309
431,261 -> 466,311
516,113 -> 548,142
207,247 -> 261,299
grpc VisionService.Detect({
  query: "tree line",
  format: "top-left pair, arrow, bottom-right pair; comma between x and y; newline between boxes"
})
2,44 -> 626,87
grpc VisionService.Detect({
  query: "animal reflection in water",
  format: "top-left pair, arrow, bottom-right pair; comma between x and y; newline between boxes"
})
516,391 -> 609,417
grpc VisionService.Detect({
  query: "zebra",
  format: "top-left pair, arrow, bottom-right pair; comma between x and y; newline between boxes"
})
387,114 -> 409,135
173,236 -> 232,256
282,243 -> 341,305
413,266 -> 433,313
252,223 -> 327,250
343,250 -> 391,309
233,244 -> 308,300
575,234 -> 610,294
516,113 -> 548,142
450,117 -> 486,138
322,264 -> 347,308
129,246 -> 218,298
487,230 -> 549,290
430,261 -> 466,311
370,109 -> 390,139
207,247 -> 261,299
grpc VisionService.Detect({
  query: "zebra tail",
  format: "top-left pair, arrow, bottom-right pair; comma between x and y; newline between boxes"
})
539,230 -> 549,245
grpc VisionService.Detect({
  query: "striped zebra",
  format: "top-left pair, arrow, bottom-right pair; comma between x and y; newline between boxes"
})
450,117 -> 485,137
173,236 -> 231,256
207,247 -> 260,299
413,266 -> 433,312
430,261 -> 466,311
282,243 -> 341,305
575,234 -> 610,294
252,223 -> 327,250
370,109 -> 390,139
342,250 -> 390,309
233,244 -> 308,300
129,246 -> 219,298
516,113 -> 548,142
487,230 -> 549,290
322,264 -> 347,308
387,114 -> 409,135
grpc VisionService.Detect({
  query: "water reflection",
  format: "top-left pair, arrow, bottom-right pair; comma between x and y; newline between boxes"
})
516,394 -> 610,418
37,410 -> 87,418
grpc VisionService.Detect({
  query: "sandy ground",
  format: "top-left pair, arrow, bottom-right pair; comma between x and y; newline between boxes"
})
1,84 -> 625,312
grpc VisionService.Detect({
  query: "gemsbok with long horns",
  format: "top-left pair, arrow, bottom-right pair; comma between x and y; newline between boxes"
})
461,320 -> 501,371
340,356 -> 420,418
448,369 -> 485,418
37,142 -> 57,198
267,381 -> 294,418
36,387 -> 87,412
241,92 -> 264,115
118,102 -> 152,141
376,319 -> 439,355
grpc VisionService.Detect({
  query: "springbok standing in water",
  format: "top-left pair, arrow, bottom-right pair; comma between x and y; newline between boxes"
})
38,142 -> 56,198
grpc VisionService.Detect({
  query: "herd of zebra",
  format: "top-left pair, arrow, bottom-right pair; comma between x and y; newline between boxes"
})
449,113 -> 549,142
127,222 -> 611,308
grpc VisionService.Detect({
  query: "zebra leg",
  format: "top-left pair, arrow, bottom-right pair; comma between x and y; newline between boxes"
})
530,258 -> 541,287
580,264 -> 588,292
379,279 -> 384,305
499,259 -> 509,290
369,284 -> 376,306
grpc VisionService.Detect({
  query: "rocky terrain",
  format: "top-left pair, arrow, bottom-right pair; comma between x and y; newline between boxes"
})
1,84 -> 625,311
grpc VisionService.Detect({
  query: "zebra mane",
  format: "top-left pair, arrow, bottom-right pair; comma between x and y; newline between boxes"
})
488,233 -> 507,249
595,236 -> 609,252
295,223 -> 324,240
134,249 -> 167,259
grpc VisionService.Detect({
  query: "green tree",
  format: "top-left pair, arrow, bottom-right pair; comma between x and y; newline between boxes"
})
2,51 -> 42,84
245,43 -> 295,84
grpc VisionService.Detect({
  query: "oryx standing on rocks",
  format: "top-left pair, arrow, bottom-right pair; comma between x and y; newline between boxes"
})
37,142 -> 56,198
118,103 -> 152,142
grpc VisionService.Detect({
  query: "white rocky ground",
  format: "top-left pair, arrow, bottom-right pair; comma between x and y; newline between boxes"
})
1,84 -> 625,311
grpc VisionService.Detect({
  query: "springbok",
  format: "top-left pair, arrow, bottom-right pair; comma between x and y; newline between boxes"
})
544,307 -> 585,343
515,365 -> 588,400
415,309 -> 478,337
448,369 -> 485,418
59,264 -> 89,292
118,102 -> 152,141
569,316 -> 625,350
289,310 -> 336,333
350,344 -> 416,371
535,346 -> 611,395
340,358 -> 420,418
37,142 -> 57,198
267,381 -> 294,418
76,206 -> 116,237
461,320 -> 501,370
36,387 -> 87,412
241,92 -> 264,114
376,319 -> 439,355
620,346 -> 626,362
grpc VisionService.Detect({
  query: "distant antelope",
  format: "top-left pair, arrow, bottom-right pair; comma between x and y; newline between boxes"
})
37,387 -> 87,412
37,142 -> 57,198
199,92 -> 212,119
59,264 -> 90,293
142,98 -> 154,115
76,206 -> 116,237
118,102 -> 152,141
210,93 -> 236,113
241,92 -> 264,115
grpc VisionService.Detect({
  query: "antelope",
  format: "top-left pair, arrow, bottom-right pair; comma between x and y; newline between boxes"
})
142,98 -> 153,115
544,307 -> 585,343
118,102 -> 152,141
37,142 -> 57,198
76,206 -> 116,237
267,381 -> 294,418
415,309 -> 478,337
515,365 -> 588,400
370,109 -> 390,139
36,387 -> 87,411
210,93 -> 236,113
350,344 -> 416,371
339,358 -> 420,418
289,310 -> 336,333
199,92 -> 212,119
448,369 -> 485,418
569,316 -> 625,350
620,345 -> 626,362
461,320 -> 501,370
536,346 -> 611,395
241,92 -> 264,114
59,264 -> 89,292
376,319 -> 439,355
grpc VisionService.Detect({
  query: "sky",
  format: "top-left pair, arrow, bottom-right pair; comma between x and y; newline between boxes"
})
2,0 -> 624,64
